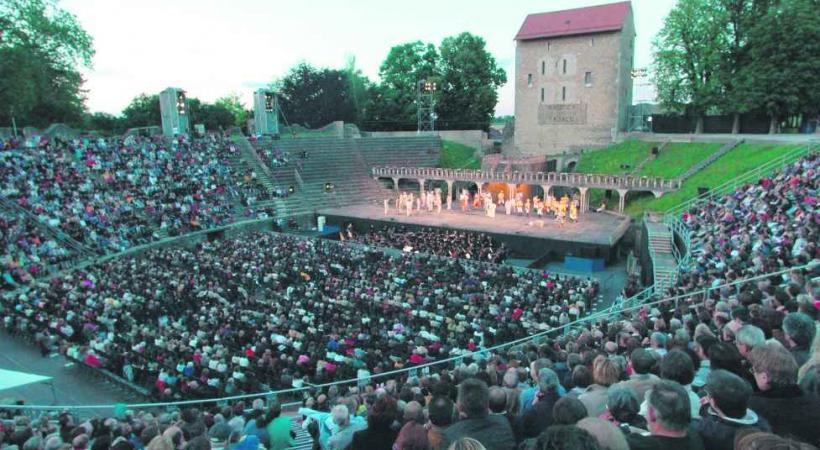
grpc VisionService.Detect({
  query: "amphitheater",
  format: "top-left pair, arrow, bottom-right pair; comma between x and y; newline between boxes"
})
0,124 -> 819,450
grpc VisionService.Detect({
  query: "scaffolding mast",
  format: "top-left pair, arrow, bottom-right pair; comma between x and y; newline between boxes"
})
416,80 -> 437,133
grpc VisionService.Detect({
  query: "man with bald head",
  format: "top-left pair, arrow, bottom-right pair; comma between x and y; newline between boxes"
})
403,401 -> 425,425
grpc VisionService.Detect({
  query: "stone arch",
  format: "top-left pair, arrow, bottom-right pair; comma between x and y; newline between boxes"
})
376,177 -> 398,190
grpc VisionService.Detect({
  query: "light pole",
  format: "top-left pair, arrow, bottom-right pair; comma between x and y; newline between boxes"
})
417,80 -> 438,133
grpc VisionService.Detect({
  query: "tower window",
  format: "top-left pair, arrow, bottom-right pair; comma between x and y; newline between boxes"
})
585,72 -> 593,86
562,86 -> 566,101
541,61 -> 545,75
562,59 -> 567,74
541,88 -> 544,102
527,74 -> 532,87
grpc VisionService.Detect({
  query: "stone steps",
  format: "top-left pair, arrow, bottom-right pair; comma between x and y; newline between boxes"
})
243,136 -> 438,217
646,219 -> 678,294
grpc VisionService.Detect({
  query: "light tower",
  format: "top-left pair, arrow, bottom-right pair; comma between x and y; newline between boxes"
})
253,90 -> 280,136
159,87 -> 190,137
416,79 -> 437,133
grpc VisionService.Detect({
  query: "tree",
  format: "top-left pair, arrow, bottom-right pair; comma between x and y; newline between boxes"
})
0,0 -> 94,128
368,41 -> 439,130
121,93 -> 161,129
276,62 -> 357,128
436,32 -> 507,131
343,56 -> 374,126
194,102 -> 235,131
215,93 -> 249,127
740,0 -> 820,132
82,112 -> 124,134
652,0 -> 728,133
718,0 -> 774,133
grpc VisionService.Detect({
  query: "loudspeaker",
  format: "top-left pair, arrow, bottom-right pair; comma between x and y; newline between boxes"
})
651,146 -> 659,155
697,187 -> 710,196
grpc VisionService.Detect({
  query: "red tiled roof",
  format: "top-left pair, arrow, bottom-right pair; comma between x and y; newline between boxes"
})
514,1 -> 631,41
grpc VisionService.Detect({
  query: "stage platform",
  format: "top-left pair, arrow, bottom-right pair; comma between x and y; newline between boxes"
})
317,204 -> 631,263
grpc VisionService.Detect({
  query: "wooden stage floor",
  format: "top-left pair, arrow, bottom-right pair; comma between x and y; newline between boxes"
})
317,204 -> 631,246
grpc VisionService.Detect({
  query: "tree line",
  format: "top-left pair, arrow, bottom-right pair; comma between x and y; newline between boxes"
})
274,34 -> 507,132
0,0 -> 506,134
653,0 -> 819,133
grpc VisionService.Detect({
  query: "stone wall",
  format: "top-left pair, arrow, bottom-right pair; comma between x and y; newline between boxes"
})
366,130 -> 490,150
514,14 -> 635,156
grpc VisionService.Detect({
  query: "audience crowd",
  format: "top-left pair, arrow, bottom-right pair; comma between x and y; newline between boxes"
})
353,226 -> 509,263
674,153 -> 818,297
0,134 -> 274,288
2,232 -> 597,401
2,266 -> 818,450
0,210 -> 76,288
0,144 -> 817,450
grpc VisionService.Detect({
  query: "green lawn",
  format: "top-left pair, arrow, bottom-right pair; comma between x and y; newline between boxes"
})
440,140 -> 481,169
639,142 -> 723,178
625,143 -> 803,215
574,140 -> 657,174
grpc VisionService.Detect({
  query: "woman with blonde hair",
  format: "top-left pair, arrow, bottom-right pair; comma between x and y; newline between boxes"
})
579,355 -> 623,417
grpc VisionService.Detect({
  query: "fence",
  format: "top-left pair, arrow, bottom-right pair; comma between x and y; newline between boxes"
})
0,264 -> 806,416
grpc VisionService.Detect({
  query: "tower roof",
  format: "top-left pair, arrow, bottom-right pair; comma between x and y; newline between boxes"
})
515,2 -> 631,41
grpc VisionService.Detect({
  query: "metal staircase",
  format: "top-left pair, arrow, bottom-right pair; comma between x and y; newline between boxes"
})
644,215 -> 678,295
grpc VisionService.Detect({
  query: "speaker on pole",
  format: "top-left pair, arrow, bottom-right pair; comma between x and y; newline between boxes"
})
697,187 -> 710,196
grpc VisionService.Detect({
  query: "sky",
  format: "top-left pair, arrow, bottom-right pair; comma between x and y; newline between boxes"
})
61,0 -> 676,117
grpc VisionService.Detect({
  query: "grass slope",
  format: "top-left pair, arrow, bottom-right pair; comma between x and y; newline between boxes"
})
639,142 -> 723,178
440,140 -> 481,169
625,143 -> 803,215
574,140 -> 657,175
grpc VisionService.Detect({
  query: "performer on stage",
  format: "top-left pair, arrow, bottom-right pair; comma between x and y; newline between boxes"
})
434,189 -> 442,214
524,198 -> 531,216
505,198 -> 513,215
406,193 -> 414,217
534,196 -> 543,217
473,191 -> 481,209
459,190 -> 469,212
569,200 -> 578,222
384,198 -> 390,216
497,191 -> 505,206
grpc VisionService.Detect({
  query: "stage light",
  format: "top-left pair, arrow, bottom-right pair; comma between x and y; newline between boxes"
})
325,182 -> 335,192
288,185 -> 295,194
264,92 -> 274,112
176,91 -> 187,115
419,80 -> 438,93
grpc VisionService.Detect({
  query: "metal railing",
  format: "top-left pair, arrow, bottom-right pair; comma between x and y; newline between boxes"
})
663,213 -> 692,269
1,264 -> 806,414
372,167 -> 682,192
